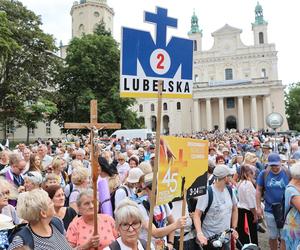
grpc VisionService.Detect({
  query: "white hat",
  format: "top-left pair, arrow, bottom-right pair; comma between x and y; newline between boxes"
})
213,164 -> 231,178
127,168 -> 144,183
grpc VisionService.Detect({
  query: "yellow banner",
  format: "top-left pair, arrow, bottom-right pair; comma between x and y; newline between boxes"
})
157,136 -> 208,205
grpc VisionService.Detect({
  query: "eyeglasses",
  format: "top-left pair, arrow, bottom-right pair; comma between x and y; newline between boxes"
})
120,221 -> 141,231
118,159 -> 125,162
0,190 -> 10,198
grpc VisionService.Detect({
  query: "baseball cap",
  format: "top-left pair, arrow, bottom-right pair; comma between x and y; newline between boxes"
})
268,153 -> 281,166
213,164 -> 231,178
126,168 -> 144,183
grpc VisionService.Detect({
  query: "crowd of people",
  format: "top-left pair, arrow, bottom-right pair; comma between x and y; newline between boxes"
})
0,130 -> 299,250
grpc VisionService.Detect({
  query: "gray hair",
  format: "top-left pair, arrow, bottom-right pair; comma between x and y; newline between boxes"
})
114,198 -> 143,228
76,188 -> 94,207
16,189 -> 49,222
290,162 -> 300,179
24,171 -> 43,185
9,153 -> 23,166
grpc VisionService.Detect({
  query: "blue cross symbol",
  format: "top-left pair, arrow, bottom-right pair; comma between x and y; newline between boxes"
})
145,7 -> 177,48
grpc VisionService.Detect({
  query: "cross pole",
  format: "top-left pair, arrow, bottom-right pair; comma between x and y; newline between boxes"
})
64,100 -> 121,237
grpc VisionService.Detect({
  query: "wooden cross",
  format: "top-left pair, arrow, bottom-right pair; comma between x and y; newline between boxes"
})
64,100 -> 121,237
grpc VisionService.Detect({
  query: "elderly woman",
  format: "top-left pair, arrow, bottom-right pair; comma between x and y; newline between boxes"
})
23,171 -> 43,191
44,184 -> 77,230
66,189 -> 118,249
0,150 -> 10,171
0,180 -> 20,225
283,162 -> 300,250
117,153 -> 130,183
8,189 -> 72,249
65,166 -> 89,212
104,198 -> 153,250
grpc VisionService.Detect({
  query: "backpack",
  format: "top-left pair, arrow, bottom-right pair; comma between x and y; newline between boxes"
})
110,186 -> 129,213
8,217 -> 64,248
109,238 -> 147,250
262,168 -> 290,229
201,185 -> 233,223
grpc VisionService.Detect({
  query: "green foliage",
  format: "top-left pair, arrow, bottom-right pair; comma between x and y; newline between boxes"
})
285,82 -> 300,131
0,0 -> 61,137
57,31 -> 142,132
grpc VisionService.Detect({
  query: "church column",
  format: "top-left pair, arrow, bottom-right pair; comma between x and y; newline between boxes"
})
251,96 -> 258,130
238,96 -> 244,130
218,98 -> 225,131
193,99 -> 200,132
206,98 -> 212,131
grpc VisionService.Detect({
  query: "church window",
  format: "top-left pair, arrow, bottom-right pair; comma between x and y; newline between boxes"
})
139,104 -> 143,112
163,103 -> 168,111
225,68 -> 233,80
259,32 -> 264,44
226,97 -> 235,109
46,121 -> 51,135
261,68 -> 267,78
6,120 -> 14,134
151,103 -> 155,112
193,40 -> 197,51
94,11 -> 100,17
194,74 -> 199,82
177,102 -> 181,110
79,24 -> 84,32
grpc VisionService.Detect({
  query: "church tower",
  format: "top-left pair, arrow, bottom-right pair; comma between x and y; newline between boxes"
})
252,2 -> 268,45
71,0 -> 114,38
188,11 -> 202,52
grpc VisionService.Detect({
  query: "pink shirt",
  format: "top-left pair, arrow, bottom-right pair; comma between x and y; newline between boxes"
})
66,214 -> 118,249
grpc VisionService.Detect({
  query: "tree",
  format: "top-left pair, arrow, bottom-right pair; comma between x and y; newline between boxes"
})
0,0 -> 61,138
57,27 -> 142,132
285,82 -> 300,131
16,98 -> 57,144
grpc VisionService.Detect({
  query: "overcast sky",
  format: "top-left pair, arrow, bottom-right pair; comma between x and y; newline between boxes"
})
19,0 -> 300,85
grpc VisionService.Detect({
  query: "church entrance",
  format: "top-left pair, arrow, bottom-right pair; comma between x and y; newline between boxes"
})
226,116 -> 237,129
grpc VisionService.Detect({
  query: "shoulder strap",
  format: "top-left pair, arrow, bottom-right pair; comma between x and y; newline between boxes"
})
16,226 -> 34,249
51,217 -> 65,234
120,186 -> 129,196
140,239 -> 147,249
69,182 -> 74,194
109,239 -> 121,250
201,185 -> 213,222
226,185 -> 233,199
263,168 -> 271,192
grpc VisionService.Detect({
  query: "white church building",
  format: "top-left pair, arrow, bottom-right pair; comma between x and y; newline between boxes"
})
135,2 -> 288,134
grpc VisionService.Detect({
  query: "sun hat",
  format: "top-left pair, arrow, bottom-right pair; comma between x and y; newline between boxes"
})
138,161 -> 152,175
213,164 -> 231,178
268,153 -> 281,166
127,168 -> 144,183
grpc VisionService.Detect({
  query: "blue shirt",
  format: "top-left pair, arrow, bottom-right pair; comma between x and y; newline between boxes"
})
257,169 -> 289,213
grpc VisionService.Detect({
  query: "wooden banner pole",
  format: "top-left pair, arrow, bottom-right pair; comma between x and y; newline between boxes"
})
146,80 -> 163,250
179,185 -> 187,250
91,128 -> 98,236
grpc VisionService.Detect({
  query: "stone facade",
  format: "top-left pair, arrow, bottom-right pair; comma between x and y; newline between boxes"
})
136,3 -> 288,134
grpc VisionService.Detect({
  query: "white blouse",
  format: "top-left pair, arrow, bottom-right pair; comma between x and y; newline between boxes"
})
237,180 -> 256,210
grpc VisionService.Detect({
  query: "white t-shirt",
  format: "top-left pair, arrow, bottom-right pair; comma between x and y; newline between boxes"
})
138,203 -> 171,246
196,185 -> 237,238
103,238 -> 154,250
117,162 -> 130,183
237,180 -> 256,210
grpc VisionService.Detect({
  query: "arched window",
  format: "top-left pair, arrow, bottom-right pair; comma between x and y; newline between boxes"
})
139,104 -> 143,112
193,40 -> 197,51
151,103 -> 155,112
177,102 -> 181,110
261,68 -> 267,78
259,32 -> 264,44
194,74 -> 199,82
163,102 -> 168,111
225,68 -> 233,80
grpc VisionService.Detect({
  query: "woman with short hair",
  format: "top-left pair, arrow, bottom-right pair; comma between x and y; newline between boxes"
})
104,198 -> 153,249
66,189 -> 118,249
23,171 -> 43,191
8,189 -> 72,250
44,184 -> 77,230
282,162 -> 300,250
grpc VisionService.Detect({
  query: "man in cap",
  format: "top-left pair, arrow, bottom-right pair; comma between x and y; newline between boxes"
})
256,153 -> 290,250
194,165 -> 238,249
261,143 -> 272,166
